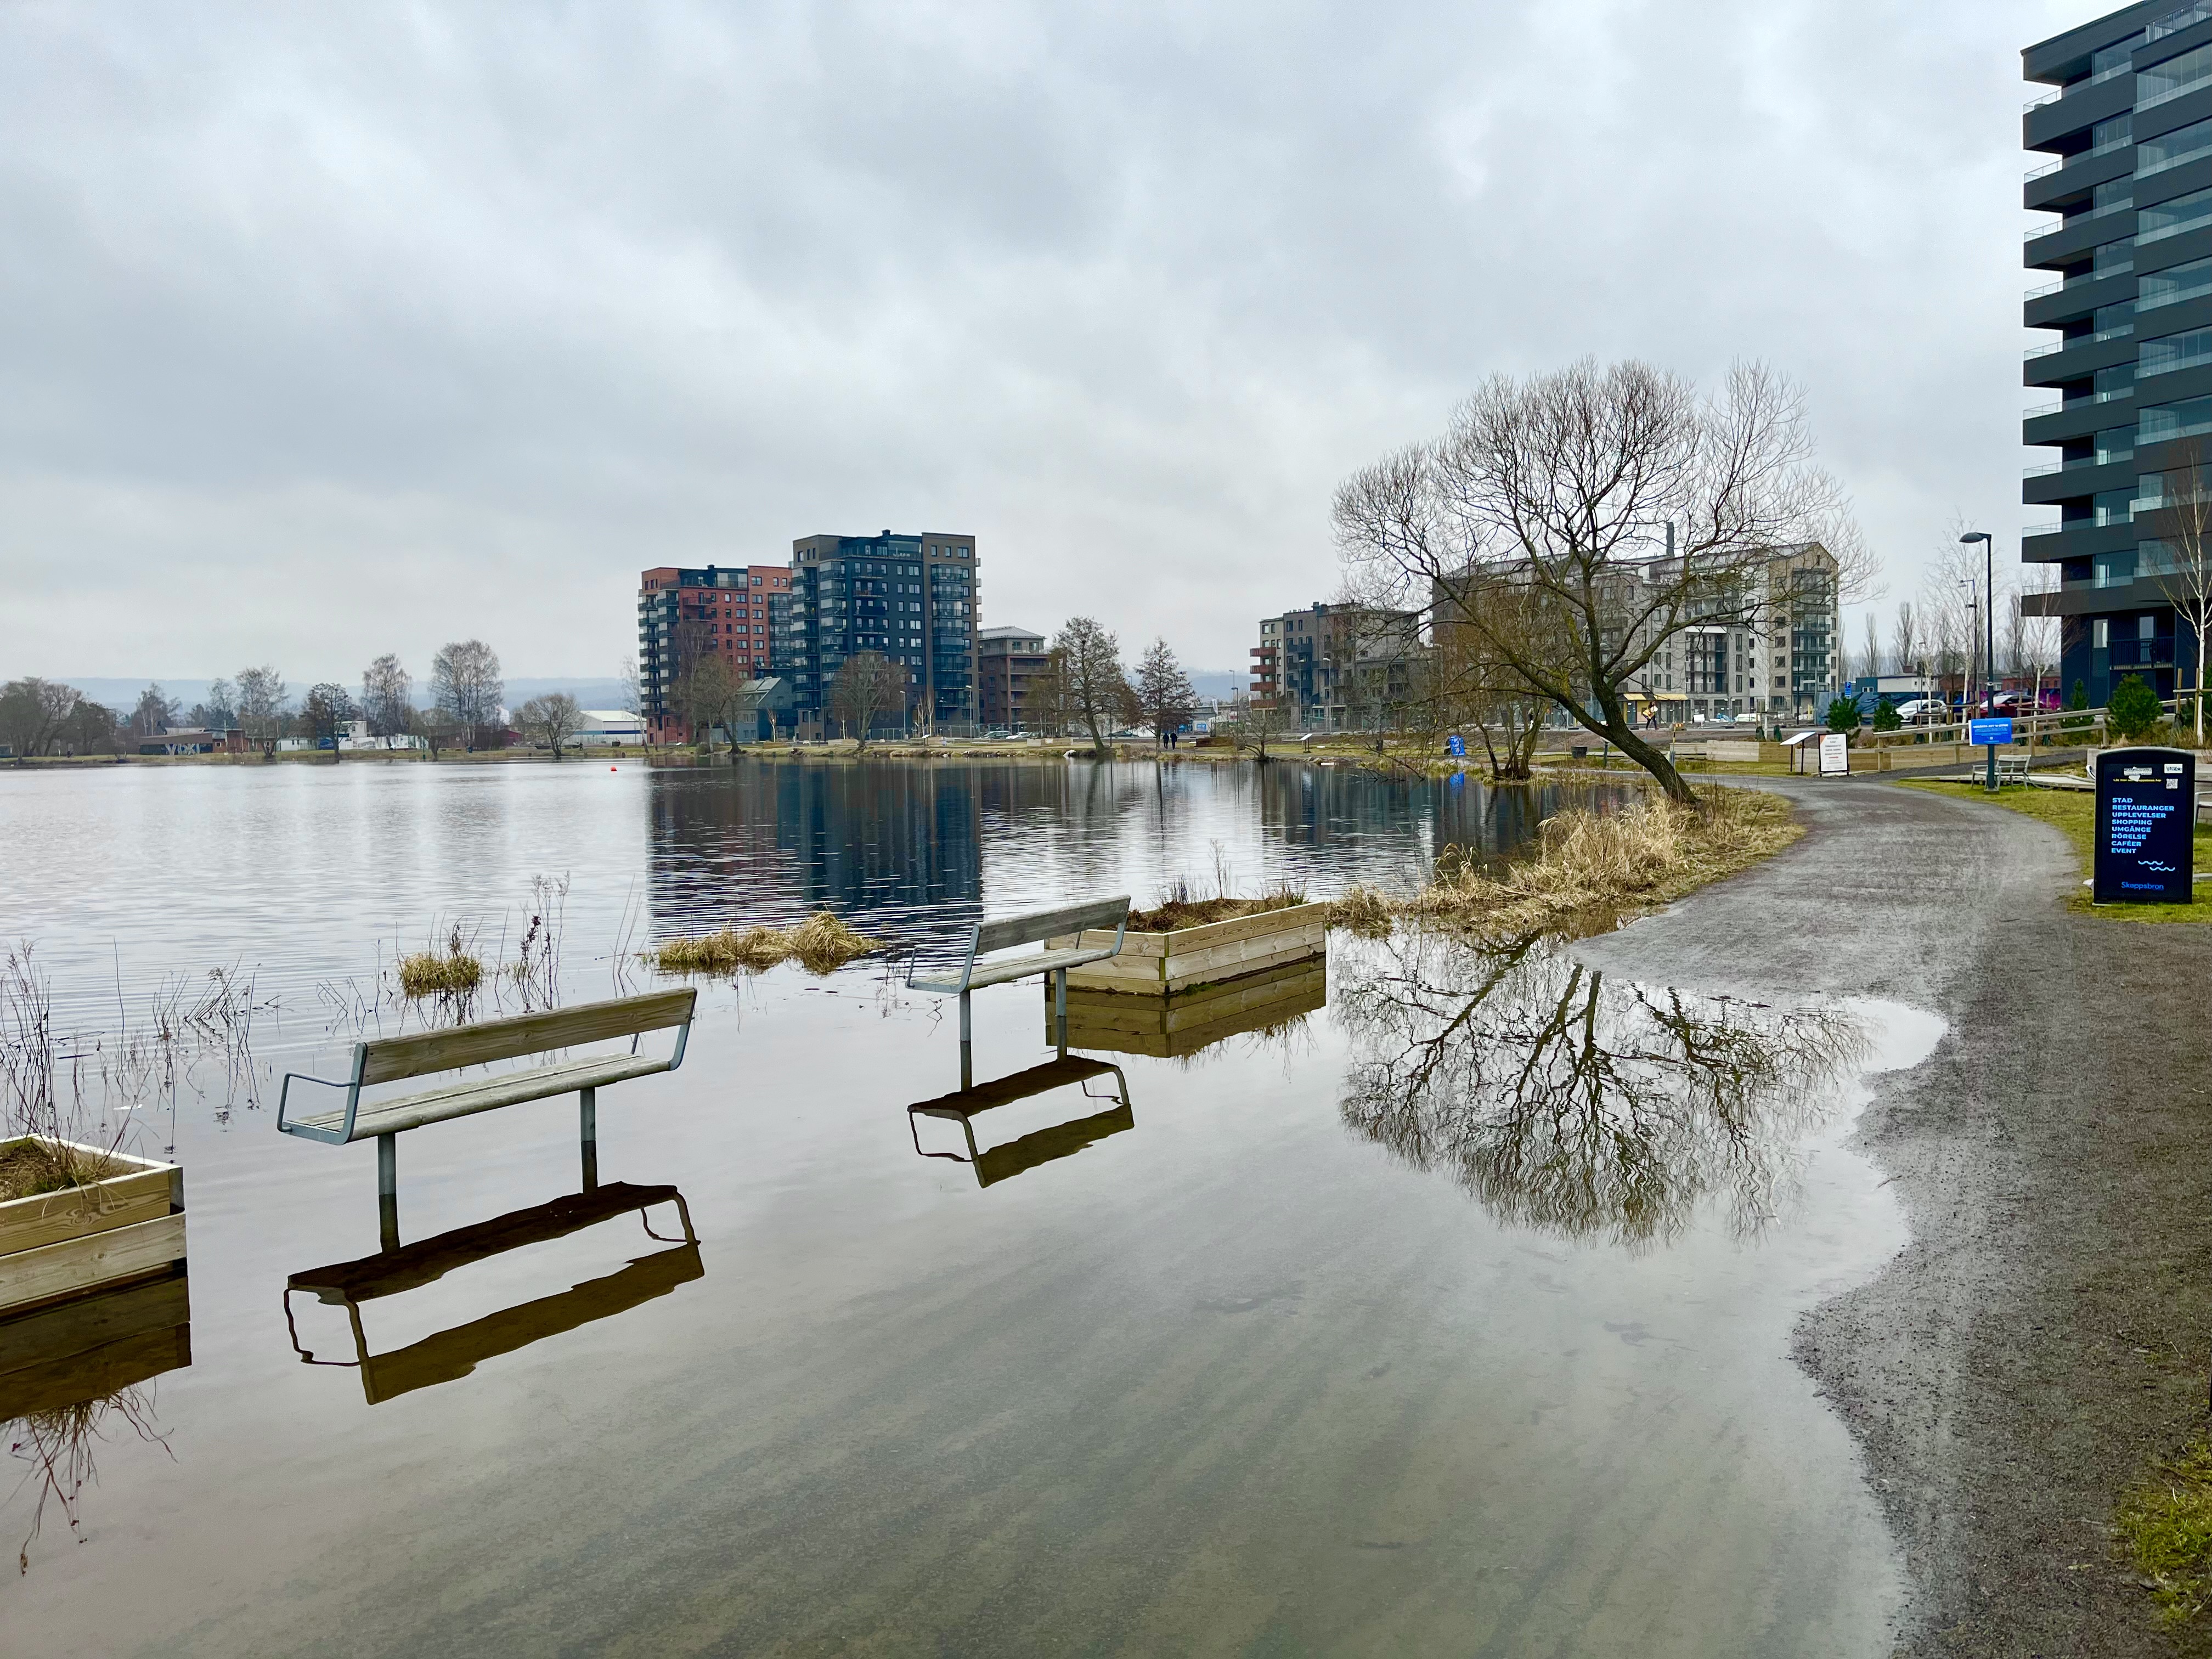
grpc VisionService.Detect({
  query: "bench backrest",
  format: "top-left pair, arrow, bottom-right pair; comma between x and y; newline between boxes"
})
974,896 -> 1130,956
357,989 -> 698,1085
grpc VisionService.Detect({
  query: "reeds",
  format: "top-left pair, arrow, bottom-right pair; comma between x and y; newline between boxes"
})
1398,787 -> 1799,938
1125,882 -> 1307,934
650,912 -> 879,977
1325,885 -> 1396,939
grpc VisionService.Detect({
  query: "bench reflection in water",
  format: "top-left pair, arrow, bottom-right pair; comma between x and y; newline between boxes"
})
282,1184 -> 701,1405
907,1057 -> 1134,1188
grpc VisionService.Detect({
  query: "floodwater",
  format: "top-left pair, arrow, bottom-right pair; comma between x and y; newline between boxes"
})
0,760 -> 1942,1656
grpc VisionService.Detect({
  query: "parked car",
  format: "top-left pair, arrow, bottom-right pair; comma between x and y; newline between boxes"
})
1891,698 -> 1945,721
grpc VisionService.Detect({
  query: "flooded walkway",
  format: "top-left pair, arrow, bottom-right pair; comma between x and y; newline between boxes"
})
0,764 -> 1940,1655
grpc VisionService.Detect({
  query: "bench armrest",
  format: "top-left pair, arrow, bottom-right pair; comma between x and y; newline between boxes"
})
909,923 -> 984,995
279,1045 -> 368,1143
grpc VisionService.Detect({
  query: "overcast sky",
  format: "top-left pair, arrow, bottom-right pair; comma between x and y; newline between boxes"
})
0,0 -> 2117,683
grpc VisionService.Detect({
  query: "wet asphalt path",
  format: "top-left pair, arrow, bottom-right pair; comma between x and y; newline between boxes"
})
1576,775 -> 2212,1656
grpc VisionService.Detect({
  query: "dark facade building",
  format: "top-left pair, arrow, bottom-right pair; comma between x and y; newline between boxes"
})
1251,602 -> 1425,732
777,532 -> 980,733
977,625 -> 1051,730
2023,3 -> 2212,704
638,563 -> 792,743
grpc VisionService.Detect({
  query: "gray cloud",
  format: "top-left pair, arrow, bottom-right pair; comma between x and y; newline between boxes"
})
0,0 -> 2102,680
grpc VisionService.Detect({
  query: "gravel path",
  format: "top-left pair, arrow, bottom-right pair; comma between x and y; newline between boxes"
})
1573,775 -> 2212,1657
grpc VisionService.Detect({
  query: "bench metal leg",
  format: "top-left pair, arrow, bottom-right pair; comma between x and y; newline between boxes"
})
376,1134 -> 399,1253
1054,967 -> 1068,1058
960,991 -> 973,1091
580,1086 -> 598,1190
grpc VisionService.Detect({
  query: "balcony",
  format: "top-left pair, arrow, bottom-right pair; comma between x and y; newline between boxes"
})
2152,1 -> 2212,41
2024,57 -> 2134,113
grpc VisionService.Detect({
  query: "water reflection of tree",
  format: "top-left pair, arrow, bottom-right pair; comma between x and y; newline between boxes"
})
7,1386 -> 171,1573
1336,933 -> 1867,1248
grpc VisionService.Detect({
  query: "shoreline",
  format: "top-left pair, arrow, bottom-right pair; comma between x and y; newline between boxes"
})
1572,775 -> 2212,1655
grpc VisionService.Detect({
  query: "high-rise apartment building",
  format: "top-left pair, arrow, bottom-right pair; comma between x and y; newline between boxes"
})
978,625 -> 1052,730
2023,3 -> 2212,704
777,532 -> 980,733
637,563 -> 792,743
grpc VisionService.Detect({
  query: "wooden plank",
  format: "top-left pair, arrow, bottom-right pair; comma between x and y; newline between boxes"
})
1165,934 -> 1327,993
0,1325 -> 193,1419
0,1213 -> 188,1317
358,988 -> 696,1085
0,1178 -> 171,1257
960,946 -> 1116,991
974,896 -> 1129,956
0,1273 -> 191,1376
297,1054 -> 670,1139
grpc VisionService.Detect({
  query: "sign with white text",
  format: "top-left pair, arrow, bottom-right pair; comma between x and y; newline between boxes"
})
2095,746 -> 2195,904
1967,717 -> 2013,747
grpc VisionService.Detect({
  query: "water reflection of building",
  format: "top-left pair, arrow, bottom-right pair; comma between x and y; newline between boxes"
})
646,765 -> 989,945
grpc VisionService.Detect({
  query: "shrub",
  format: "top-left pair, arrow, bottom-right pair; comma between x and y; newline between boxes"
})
1825,695 -> 1861,733
1871,702 -> 1903,733
2110,674 -> 2163,740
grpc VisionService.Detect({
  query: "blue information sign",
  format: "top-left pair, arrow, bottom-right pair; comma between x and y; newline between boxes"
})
1967,717 -> 2012,747
1445,734 -> 1465,758
2094,746 -> 2196,904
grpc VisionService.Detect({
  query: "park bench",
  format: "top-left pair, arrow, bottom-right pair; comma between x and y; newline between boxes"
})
276,989 -> 698,1240
910,898 -> 1130,1081
1997,752 -> 2030,786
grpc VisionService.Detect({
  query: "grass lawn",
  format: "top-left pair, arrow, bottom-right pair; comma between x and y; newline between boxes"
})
1898,778 -> 2212,924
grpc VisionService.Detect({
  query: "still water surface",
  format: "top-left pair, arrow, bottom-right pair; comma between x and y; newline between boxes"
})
0,761 -> 1936,1656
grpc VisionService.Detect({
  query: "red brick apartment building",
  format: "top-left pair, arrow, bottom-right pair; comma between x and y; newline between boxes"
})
639,563 -> 791,743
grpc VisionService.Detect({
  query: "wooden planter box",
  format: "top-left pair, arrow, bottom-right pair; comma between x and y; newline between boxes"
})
0,1139 -> 187,1318
1049,960 -> 1328,1058
1051,901 -> 1329,995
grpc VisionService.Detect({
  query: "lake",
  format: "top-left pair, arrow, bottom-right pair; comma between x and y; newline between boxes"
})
0,758 -> 1932,1656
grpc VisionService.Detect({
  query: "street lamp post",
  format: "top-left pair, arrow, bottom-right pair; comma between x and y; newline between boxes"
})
1961,532 -> 1996,791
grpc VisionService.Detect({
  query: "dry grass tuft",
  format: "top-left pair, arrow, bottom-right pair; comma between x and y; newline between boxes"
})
1126,888 -> 1306,933
1398,787 -> 1800,939
0,1136 -> 119,1201
787,912 -> 878,973
397,926 -> 483,1000
2117,1435 -> 2212,1625
1327,885 -> 1397,939
651,913 -> 878,977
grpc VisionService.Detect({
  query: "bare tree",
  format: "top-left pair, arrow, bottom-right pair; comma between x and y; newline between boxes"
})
517,692 -> 583,759
682,654 -> 758,760
127,684 -> 177,741
2018,566 -> 2062,726
185,678 -> 237,732
830,650 -> 906,747
234,665 -> 289,757
617,656 -> 650,758
1226,695 -> 1293,761
2144,437 -> 2212,741
1429,608 -> 1553,781
1333,359 -> 1869,804
1890,601 -> 1921,680
1132,638 -> 1198,746
1053,617 -> 1136,757
1860,612 -> 1882,684
0,679 -> 83,758
1026,648 -> 1072,738
431,640 -> 504,748
361,654 -> 414,738
301,682 -> 356,761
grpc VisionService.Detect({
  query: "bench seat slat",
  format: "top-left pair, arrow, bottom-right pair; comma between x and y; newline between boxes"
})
297,1055 -> 671,1141
912,946 -> 1115,995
